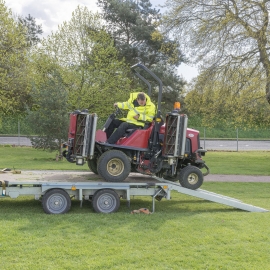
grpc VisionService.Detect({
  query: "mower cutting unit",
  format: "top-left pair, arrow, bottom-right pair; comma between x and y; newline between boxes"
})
63,63 -> 209,190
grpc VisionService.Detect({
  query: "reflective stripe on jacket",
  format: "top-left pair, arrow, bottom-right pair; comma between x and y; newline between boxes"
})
116,92 -> 156,127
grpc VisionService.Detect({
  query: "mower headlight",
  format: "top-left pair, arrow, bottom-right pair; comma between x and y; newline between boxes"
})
76,157 -> 84,165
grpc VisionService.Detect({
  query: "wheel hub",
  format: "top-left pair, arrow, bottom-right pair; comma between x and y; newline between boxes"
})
97,195 -> 115,211
47,195 -> 66,212
107,158 -> 124,176
188,173 -> 199,184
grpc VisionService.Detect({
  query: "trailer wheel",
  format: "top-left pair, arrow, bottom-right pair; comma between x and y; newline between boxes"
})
42,189 -> 71,214
178,166 -> 203,190
97,150 -> 131,182
87,158 -> 98,174
92,189 -> 120,213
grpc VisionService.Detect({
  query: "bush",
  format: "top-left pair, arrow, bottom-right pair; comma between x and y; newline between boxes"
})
0,116 -> 34,135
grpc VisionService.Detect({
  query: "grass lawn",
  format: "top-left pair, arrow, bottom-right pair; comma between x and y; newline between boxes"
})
0,182 -> 269,269
0,146 -> 270,270
0,146 -> 270,175
0,147 -> 269,269
0,146 -> 87,171
201,151 -> 270,175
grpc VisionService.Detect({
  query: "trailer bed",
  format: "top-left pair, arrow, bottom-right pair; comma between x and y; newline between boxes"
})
0,172 -> 268,214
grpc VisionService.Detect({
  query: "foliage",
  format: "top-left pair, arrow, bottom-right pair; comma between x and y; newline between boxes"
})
149,64 -> 186,114
0,115 -> 34,135
98,0 -> 184,67
18,14 -> 43,46
39,6 -> 131,118
185,69 -> 270,128
188,125 -> 270,140
25,69 -> 69,154
98,0 -> 186,108
163,0 -> 270,105
0,0 -> 30,116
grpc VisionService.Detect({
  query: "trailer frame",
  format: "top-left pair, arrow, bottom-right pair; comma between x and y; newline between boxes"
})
0,178 -> 268,214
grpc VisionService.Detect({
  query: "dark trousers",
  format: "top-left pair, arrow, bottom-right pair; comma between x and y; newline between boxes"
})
106,119 -> 139,144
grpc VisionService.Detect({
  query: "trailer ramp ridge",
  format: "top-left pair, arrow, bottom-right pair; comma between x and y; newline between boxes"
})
153,176 -> 268,213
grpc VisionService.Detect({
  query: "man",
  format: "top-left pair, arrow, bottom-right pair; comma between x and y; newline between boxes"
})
106,92 -> 156,144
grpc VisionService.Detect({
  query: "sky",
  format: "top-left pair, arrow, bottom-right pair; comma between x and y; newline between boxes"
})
4,0 -> 198,81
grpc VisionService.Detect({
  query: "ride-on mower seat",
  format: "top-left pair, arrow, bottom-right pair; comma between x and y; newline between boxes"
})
125,122 -> 151,135
126,129 -> 136,133
124,128 -> 141,137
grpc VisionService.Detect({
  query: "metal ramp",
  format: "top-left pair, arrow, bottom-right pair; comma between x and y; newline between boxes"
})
153,177 -> 268,212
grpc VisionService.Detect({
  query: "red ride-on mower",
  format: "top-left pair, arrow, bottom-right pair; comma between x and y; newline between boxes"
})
63,63 -> 209,190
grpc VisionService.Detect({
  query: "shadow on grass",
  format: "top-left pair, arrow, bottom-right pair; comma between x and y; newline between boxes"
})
0,195 -> 241,218
1,195 -> 266,244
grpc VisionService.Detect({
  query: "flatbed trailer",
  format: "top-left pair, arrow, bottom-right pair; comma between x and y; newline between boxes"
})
0,178 -> 268,214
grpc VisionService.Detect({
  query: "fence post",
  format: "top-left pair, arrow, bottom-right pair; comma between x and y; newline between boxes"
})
18,118 -> 20,146
204,127 -> 206,149
236,128 -> 238,152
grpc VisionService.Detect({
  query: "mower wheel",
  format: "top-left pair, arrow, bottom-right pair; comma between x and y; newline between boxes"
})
178,166 -> 203,190
97,150 -> 131,182
87,158 -> 98,174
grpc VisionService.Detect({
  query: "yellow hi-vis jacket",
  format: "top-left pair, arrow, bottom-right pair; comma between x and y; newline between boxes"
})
116,92 -> 156,127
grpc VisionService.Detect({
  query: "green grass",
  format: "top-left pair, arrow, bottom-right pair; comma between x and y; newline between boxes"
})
0,148 -> 269,269
0,182 -> 269,269
203,151 -> 270,175
1,146 -> 269,175
0,146 -> 87,171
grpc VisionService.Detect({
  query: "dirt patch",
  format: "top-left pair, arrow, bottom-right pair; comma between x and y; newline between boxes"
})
1,170 -> 156,183
1,170 -> 269,183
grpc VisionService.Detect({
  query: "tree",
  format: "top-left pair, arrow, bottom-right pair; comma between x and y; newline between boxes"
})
185,68 -> 270,128
26,68 -> 69,156
18,14 -> 43,46
39,6 -> 131,118
0,0 -> 30,116
98,0 -> 186,110
145,64 -> 186,114
98,0 -> 184,67
163,0 -> 270,105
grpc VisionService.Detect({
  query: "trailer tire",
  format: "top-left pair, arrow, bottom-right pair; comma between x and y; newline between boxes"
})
178,166 -> 203,190
42,189 -> 71,214
97,150 -> 131,182
92,189 -> 120,213
87,158 -> 98,174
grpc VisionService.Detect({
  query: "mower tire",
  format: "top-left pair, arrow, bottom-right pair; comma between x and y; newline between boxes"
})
87,158 -> 98,175
97,150 -> 131,182
178,166 -> 203,190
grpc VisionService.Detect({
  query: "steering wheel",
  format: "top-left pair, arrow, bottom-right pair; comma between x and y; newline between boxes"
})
114,106 -> 123,117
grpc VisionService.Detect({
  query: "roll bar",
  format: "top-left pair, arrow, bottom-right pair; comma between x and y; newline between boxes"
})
131,63 -> 162,115
133,70 -> 151,96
